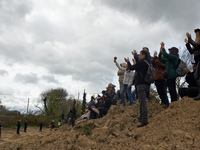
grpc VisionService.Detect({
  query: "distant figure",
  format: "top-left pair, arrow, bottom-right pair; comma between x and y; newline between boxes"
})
24,120 -> 28,132
70,107 -> 77,127
39,121 -> 43,132
17,120 -> 21,134
58,118 -> 61,127
50,120 -> 55,131
0,121 -> 2,138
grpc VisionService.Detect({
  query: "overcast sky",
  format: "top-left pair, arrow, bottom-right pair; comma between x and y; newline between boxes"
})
0,0 -> 199,112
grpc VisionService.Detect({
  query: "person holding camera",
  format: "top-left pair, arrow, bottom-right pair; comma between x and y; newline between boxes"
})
114,57 -> 135,106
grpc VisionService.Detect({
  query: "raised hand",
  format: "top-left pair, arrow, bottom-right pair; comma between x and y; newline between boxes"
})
160,42 -> 165,52
124,57 -> 129,62
132,59 -> 136,65
114,57 -> 117,63
154,51 -> 157,57
186,32 -> 191,39
184,38 -> 188,44
131,50 -> 137,55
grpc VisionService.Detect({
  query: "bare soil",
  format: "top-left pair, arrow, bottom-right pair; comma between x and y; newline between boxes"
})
0,97 -> 200,150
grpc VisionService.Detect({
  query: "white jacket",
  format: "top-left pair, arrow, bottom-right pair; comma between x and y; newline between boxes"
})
115,62 -> 134,86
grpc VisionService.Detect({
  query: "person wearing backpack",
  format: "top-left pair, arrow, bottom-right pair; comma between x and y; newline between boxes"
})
125,50 -> 150,127
132,47 -> 153,101
158,42 -> 179,103
152,51 -> 169,108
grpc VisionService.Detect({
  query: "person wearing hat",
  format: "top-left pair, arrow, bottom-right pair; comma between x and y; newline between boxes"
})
158,42 -> 179,103
106,83 -> 116,100
185,28 -> 200,100
178,62 -> 198,98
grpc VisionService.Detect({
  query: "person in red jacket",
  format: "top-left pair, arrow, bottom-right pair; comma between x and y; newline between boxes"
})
152,51 -> 169,107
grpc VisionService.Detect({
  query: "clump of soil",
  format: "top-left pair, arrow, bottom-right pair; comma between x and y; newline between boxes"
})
0,97 -> 200,150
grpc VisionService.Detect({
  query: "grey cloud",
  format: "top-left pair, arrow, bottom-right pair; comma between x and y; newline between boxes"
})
0,0 -> 33,65
99,0 -> 200,30
0,0 -> 32,26
1,0 -> 196,96
0,87 -> 15,96
0,69 -> 9,76
14,72 -> 38,84
41,75 -> 60,84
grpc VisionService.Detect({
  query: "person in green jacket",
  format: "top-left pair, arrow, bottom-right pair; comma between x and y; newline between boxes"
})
158,42 -> 178,103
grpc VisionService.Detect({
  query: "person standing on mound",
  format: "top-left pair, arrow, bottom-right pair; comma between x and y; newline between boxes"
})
125,50 -> 150,128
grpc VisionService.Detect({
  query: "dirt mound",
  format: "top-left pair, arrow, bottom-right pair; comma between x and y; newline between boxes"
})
0,97 -> 200,150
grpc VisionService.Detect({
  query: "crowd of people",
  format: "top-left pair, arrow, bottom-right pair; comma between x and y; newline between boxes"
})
0,28 -> 199,136
81,28 -> 200,128
80,85 -> 117,121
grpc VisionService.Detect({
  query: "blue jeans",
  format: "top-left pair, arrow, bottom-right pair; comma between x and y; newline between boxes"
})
120,84 -> 133,105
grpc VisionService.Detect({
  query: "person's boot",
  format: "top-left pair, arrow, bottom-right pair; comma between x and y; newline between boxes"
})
137,122 -> 149,128
194,93 -> 200,100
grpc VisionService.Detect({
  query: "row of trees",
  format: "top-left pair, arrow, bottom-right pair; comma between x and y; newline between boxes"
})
36,88 -> 87,119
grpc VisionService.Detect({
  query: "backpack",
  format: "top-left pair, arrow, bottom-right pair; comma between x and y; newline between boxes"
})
175,59 -> 187,77
142,60 -> 156,83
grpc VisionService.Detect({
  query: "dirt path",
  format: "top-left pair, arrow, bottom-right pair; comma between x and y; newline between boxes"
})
0,127 -> 51,145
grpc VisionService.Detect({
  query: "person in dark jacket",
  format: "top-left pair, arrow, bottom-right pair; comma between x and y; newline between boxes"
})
39,121 -> 43,132
125,50 -> 150,128
24,120 -> 28,132
132,47 -> 152,100
179,63 -> 198,98
98,92 -> 112,118
50,120 -> 55,131
88,91 -> 112,119
158,42 -> 179,103
17,120 -> 21,134
185,28 -> 200,100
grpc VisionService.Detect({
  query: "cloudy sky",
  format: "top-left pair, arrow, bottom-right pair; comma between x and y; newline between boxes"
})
0,0 -> 199,112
